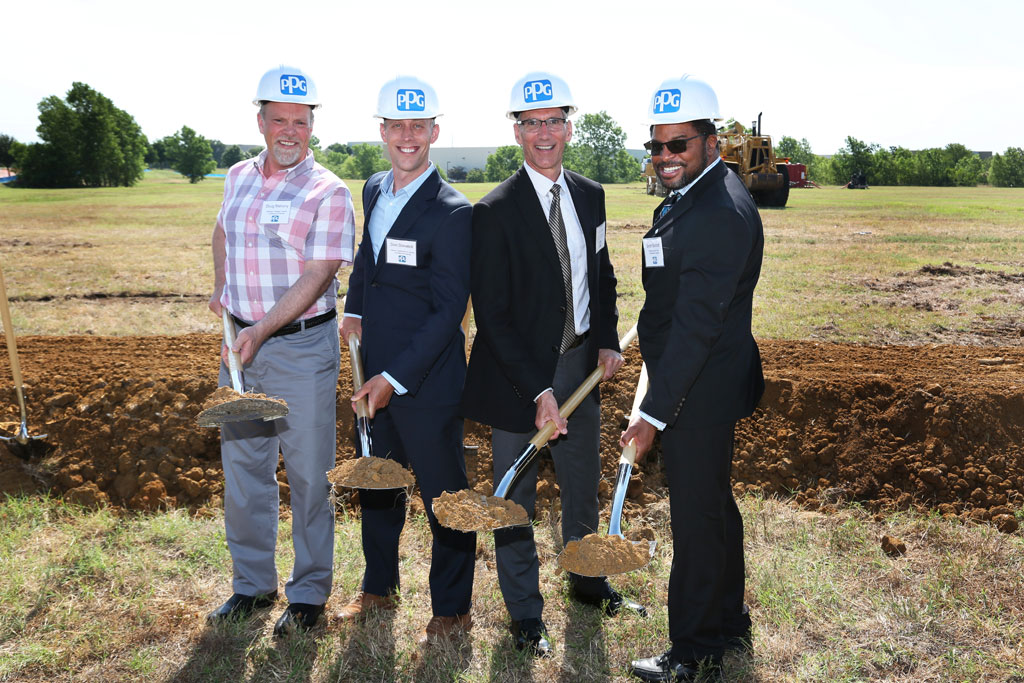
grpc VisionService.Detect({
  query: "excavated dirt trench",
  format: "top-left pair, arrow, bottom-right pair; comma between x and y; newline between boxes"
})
1,336 -> 1023,531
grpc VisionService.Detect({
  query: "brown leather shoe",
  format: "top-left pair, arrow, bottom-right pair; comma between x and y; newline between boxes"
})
333,591 -> 398,622
416,613 -> 472,645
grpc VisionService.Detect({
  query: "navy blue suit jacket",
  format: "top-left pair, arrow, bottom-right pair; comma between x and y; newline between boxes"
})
637,161 -> 765,428
344,168 -> 472,408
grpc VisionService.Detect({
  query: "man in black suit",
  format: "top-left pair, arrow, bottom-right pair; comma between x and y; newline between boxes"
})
335,76 -> 476,646
621,75 -> 765,682
463,71 -> 646,658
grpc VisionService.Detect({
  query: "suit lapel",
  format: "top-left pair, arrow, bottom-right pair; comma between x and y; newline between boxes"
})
511,167 -> 560,272
370,169 -> 440,279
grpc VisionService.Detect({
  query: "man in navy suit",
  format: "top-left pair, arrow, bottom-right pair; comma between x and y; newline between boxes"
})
334,76 -> 475,646
462,72 -> 646,658
622,75 -> 765,682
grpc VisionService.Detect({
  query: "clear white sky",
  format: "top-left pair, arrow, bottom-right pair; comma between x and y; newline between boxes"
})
3,0 -> 1021,155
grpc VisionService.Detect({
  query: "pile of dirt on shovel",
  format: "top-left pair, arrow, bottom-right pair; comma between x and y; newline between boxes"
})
2,334 -> 1024,533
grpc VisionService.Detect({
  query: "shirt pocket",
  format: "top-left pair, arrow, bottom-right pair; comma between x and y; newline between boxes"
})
261,214 -> 308,256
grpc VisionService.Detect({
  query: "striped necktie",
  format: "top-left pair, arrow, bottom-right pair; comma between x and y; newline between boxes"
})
548,184 -> 576,353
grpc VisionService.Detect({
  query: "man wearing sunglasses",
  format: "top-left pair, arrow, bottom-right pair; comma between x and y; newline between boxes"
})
463,71 -> 646,657
621,75 -> 765,682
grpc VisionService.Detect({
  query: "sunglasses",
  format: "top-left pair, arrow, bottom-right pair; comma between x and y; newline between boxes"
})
644,133 -> 706,156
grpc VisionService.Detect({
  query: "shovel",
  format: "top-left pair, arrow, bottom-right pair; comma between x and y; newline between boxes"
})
434,324 -> 638,533
0,267 -> 51,461
557,361 -> 656,577
196,309 -> 290,426
330,332 -> 414,490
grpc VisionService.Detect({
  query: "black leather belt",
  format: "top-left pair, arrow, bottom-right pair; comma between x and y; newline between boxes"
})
565,330 -> 589,352
231,308 -> 337,338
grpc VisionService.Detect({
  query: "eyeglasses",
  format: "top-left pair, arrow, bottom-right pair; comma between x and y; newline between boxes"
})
516,117 -> 567,132
644,134 -> 706,156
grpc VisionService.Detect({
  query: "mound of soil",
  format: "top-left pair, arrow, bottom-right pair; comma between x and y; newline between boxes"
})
329,456 -> 415,490
1,335 -> 1022,531
558,533 -> 650,576
432,489 -> 530,531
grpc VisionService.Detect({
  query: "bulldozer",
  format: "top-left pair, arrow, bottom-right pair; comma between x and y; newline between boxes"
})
644,113 -> 790,208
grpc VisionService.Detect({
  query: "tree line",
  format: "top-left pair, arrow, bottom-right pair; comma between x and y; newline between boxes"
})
3,83 -> 1021,189
777,135 -> 1024,188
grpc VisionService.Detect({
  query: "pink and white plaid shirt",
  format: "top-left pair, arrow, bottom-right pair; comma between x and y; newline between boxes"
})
217,150 -> 355,322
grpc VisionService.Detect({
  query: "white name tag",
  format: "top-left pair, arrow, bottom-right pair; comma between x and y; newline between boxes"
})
260,201 -> 291,225
386,238 -> 417,266
595,221 -> 606,252
643,236 -> 665,267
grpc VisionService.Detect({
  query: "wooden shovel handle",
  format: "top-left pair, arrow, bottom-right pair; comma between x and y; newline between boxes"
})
220,309 -> 245,394
0,268 -> 24,391
529,323 -> 640,449
346,333 -> 371,420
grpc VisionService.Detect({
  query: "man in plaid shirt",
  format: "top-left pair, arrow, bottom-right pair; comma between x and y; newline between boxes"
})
206,65 -> 355,637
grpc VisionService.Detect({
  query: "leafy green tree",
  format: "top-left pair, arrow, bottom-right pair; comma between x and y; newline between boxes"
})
327,142 -> 352,155
168,126 -> 215,183
16,83 -> 146,188
485,145 -> 523,182
952,154 -> 984,187
0,133 -> 16,169
613,149 -> 641,182
775,136 -> 814,165
989,147 -> 1024,187
447,165 -> 467,182
567,111 -> 632,183
246,146 -> 264,159
830,136 -> 879,185
340,143 -> 390,179
221,145 -> 244,168
466,168 -> 486,182
208,139 -> 226,165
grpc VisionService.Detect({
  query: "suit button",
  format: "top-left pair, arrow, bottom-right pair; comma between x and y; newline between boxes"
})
371,283 -> 380,288
551,346 -> 558,353
559,306 -> 566,313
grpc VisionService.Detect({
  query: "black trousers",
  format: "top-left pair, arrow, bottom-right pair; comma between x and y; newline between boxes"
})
358,403 -> 476,617
662,421 -> 750,662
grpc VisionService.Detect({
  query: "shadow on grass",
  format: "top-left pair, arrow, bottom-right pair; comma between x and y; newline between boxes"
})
168,612 -> 273,683
559,600 -> 609,682
487,624 -> 536,683
413,634 -> 474,682
328,609 -> 398,680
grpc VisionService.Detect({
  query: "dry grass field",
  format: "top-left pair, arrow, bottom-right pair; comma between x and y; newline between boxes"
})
1,174 -> 1024,682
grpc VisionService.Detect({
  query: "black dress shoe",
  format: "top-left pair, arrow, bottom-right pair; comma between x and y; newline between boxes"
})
273,602 -> 324,637
630,651 -> 722,682
207,591 -> 278,623
511,617 -> 553,658
572,587 -> 648,618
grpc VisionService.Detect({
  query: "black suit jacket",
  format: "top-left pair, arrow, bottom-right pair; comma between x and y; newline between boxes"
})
638,161 -> 765,428
344,168 -> 472,407
462,167 -> 619,432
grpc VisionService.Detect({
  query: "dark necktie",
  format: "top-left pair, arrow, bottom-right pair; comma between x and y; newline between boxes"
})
548,184 -> 576,353
659,192 -> 680,218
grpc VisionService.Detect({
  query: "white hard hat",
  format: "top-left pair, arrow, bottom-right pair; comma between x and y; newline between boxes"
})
506,72 -> 577,120
647,74 -> 722,125
253,65 -> 320,107
375,76 -> 442,119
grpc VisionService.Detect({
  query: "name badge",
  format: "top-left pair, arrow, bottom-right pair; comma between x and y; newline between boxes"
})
643,237 -> 665,268
386,238 -> 417,266
260,201 -> 291,225
595,221 -> 606,253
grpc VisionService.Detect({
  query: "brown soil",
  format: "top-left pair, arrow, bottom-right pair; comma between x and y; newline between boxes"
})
1,334 -> 1023,531
432,489 -> 529,531
329,456 -> 415,490
558,533 -> 650,576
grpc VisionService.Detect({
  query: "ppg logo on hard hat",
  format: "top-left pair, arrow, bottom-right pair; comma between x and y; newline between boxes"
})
523,80 -> 553,104
279,75 -> 308,97
396,89 -> 426,112
653,89 -> 682,114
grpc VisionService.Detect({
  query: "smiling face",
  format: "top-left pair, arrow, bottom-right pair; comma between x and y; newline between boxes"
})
257,101 -> 313,175
513,107 -> 571,181
650,121 -> 718,190
380,118 -> 439,190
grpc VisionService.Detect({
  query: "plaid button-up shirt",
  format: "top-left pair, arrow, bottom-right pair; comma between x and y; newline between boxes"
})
216,150 -> 355,322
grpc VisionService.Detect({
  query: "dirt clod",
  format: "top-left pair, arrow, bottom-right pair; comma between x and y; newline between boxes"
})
558,533 -> 650,576
432,489 -> 529,531
329,457 -> 415,489
881,534 -> 907,557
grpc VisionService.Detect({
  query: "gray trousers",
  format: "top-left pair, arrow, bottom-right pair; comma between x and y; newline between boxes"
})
491,341 -> 608,621
218,320 -> 339,605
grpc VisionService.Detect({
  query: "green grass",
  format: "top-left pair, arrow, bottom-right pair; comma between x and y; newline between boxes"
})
2,494 -> 1022,681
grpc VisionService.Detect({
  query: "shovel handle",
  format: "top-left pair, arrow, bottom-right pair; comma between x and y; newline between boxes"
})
346,333 -> 371,420
0,269 -> 29,423
220,309 -> 245,394
529,323 -> 639,449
